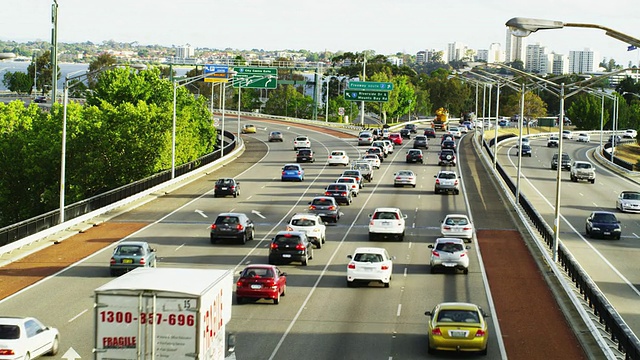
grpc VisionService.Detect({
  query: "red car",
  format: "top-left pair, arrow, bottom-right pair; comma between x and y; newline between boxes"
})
236,264 -> 287,304
388,133 -> 403,145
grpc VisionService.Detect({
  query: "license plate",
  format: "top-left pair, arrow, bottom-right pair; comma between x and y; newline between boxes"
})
250,284 -> 262,289
381,221 -> 390,226
122,259 -> 133,264
443,263 -> 456,267
282,254 -> 291,258
449,330 -> 469,338
604,232 -> 611,235
364,267 -> 373,272
318,213 -> 326,216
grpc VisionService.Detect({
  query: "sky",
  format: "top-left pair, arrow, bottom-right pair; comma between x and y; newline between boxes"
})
3,0 -> 640,67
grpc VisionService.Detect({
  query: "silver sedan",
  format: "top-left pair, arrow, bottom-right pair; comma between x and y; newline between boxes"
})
393,170 -> 416,188
440,214 -> 474,241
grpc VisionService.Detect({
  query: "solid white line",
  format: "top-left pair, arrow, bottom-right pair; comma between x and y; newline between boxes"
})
396,304 -> 402,317
403,268 -> 408,277
68,308 -> 88,323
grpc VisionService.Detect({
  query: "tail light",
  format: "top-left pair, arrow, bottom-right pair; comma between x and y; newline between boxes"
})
443,226 -> 451,230
139,258 -> 146,265
295,243 -> 306,250
432,327 -> 442,336
110,258 -> 116,265
454,180 -> 459,186
435,179 -> 441,185
329,155 -> 333,159
328,205 -> 336,210
236,280 -> 244,287
286,226 -> 293,231
309,205 -> 317,210
432,251 -> 440,257
475,329 -> 486,337
370,221 -> 374,226
324,191 -> 331,196
0,350 -> 16,356
341,192 -> 348,196
236,224 -> 244,230
297,171 -> 302,175
348,263 -> 356,269
282,171 -> 286,175
230,186 -> 235,189
270,243 -> 278,249
463,226 -> 471,231
418,154 -> 423,158
381,265 -> 389,270
460,253 -> 466,257
210,224 -> 217,229
214,185 -> 219,189
396,176 -> 402,180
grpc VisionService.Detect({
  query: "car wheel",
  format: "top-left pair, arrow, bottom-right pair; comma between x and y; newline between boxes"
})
369,233 -> 375,241
233,191 -> 237,198
316,240 -> 322,249
210,235 -> 217,244
463,268 -> 469,275
274,292 -> 280,305
434,188 -> 439,194
615,235 -> 621,240
430,267 -> 436,274
454,189 -> 460,195
110,269 -> 118,277
384,282 -> 390,288
301,252 -> 308,266
322,236 -> 326,244
399,232 -> 404,241
240,233 -> 247,245
479,345 -> 488,356
236,296 -> 243,304
309,247 -> 314,260
48,335 -> 60,355
213,193 -> 218,198
347,280 -> 354,288
412,184 -> 416,188
590,179 -> 595,184
281,284 -> 286,296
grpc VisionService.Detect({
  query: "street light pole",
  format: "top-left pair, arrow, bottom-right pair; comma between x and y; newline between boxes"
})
552,83 -> 565,261
51,0 -> 58,102
325,76 -> 330,122
515,83 -> 525,204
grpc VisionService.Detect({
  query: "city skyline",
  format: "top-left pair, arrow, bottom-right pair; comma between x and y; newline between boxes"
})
3,0 -> 639,66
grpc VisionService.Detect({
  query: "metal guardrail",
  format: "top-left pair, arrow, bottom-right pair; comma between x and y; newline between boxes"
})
484,134 -> 640,359
0,131 -> 238,248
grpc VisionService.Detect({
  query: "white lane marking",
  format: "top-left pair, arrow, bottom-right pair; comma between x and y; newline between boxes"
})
175,244 -> 184,251
396,304 -> 402,317
246,195 -> 252,200
195,209 -> 207,218
633,233 -> 639,239
68,309 -> 88,323
408,242 -> 412,249
403,268 -> 408,277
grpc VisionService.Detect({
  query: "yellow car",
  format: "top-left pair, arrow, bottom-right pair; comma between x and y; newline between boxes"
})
241,124 -> 257,134
424,302 -> 489,355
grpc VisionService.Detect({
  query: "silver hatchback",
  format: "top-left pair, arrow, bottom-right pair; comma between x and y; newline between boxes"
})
429,237 -> 470,274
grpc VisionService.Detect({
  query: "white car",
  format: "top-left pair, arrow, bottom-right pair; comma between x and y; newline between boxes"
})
623,129 -> 637,139
616,191 -> 640,213
515,137 -> 530,148
346,247 -> 394,287
336,176 -> 360,197
577,133 -> 591,142
293,135 -> 311,150
368,207 -> 407,241
448,127 -> 462,138
393,170 -> 417,188
362,154 -> 381,169
328,150 -> 350,166
381,139 -> 394,154
562,130 -> 572,139
429,237 -> 470,274
0,316 -> 60,359
286,213 -> 326,248
440,214 -> 474,241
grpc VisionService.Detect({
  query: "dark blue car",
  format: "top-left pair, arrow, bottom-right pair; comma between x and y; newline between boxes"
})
585,211 -> 621,240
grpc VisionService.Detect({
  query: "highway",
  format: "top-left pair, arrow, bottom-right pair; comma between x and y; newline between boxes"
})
0,121 -> 511,359
496,134 -> 640,336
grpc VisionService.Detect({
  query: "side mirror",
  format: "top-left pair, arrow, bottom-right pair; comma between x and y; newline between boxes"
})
281,272 -> 287,277
434,175 -> 437,178
238,271 -> 243,275
425,311 -> 433,317
403,214 -> 408,219
390,256 -> 396,260
428,245 -> 434,249
347,255 -> 353,259
308,201 -> 312,204
368,214 -> 372,218
150,248 -> 156,252
236,181 -> 240,185
466,246 -> 471,250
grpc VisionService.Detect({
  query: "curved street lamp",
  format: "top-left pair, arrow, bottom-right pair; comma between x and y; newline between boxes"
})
0,53 -> 16,61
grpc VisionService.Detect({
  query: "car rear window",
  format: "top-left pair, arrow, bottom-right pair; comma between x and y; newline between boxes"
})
115,245 -> 144,255
216,179 -> 234,185
327,184 -> 347,191
373,211 -> 399,220
441,150 -> 454,156
435,242 -> 464,252
291,218 -> 316,226
274,235 -> 302,245
437,310 -> 478,323
215,216 -> 239,225
438,172 -> 456,179
296,137 -> 307,141
445,217 -> 468,225
242,268 -> 274,278
312,198 -> 333,206
354,253 -> 383,262
331,151 -> 344,156
298,150 -> 311,155
0,324 -> 20,339
284,165 -> 299,170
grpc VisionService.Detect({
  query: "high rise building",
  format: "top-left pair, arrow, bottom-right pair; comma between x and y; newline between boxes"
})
416,51 -> 427,64
568,48 -> 600,74
447,42 -> 468,63
525,43 -> 553,74
552,54 -> 569,75
505,29 -> 526,63
176,44 -> 195,59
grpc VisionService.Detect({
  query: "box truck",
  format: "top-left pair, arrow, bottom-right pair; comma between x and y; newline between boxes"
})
93,267 -> 235,360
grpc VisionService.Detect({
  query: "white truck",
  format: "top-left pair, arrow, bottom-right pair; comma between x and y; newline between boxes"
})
570,161 -> 596,183
93,267 -> 235,360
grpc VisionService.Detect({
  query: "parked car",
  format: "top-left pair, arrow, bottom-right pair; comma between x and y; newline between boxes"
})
434,170 -> 460,195
293,135 -> 311,150
0,316 -> 60,358
346,247 -> 394,288
429,237 -> 470,274
577,133 -> 591,142
213,178 -> 240,198
358,132 -> 374,146
388,133 -> 403,145
368,207 -> 407,241
585,211 -> 621,240
393,170 -> 417,188
235,264 -> 287,304
268,231 -> 313,266
110,241 -> 157,276
241,124 -> 257,134
281,163 -> 305,181
268,131 -> 284,142
438,149 -> 456,166
286,213 -> 326,248
424,128 -> 436,138
405,149 -> 424,163
440,214 -> 473,241
413,135 -> 429,149
327,150 -> 350,166
424,302 -> 489,355
308,196 -> 341,223
296,148 -> 315,163
616,191 -> 640,213
341,169 -> 364,188
324,183 -> 353,205
210,212 -> 255,244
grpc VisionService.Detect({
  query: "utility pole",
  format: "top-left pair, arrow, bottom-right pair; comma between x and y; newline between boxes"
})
51,0 -> 59,102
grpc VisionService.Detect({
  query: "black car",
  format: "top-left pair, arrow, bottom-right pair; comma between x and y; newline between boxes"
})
520,144 -> 532,157
438,149 -> 456,166
296,148 -> 315,163
406,149 -> 424,163
34,96 -> 46,103
210,213 -> 255,244
268,231 -> 313,266
424,128 -> 436,138
308,196 -> 341,223
404,123 -> 418,133
441,140 -> 456,151
551,152 -> 571,170
586,211 -> 621,240
400,128 -> 411,139
213,178 -> 240,198
324,183 -> 352,205
413,135 -> 429,149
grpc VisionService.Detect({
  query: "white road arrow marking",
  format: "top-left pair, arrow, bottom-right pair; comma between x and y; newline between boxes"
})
251,210 -> 265,219
62,347 -> 81,360
195,210 -> 207,218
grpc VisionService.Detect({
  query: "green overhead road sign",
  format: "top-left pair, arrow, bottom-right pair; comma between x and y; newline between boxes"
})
344,90 -> 389,102
232,67 -> 278,89
348,81 -> 393,91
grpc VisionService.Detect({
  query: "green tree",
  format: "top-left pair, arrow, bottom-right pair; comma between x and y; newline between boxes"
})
88,53 -> 117,87
2,71 -> 32,94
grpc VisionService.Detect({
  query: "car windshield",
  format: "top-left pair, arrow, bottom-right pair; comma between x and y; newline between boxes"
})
115,245 -> 144,255
354,253 -> 383,262
242,268 -> 274,278
0,324 -> 20,339
438,172 -> 456,179
435,242 -> 464,252
623,193 -> 640,200
215,216 -> 239,225
284,165 -> 299,170
445,217 -> 468,225
312,198 -> 333,206
397,171 -> 413,176
437,310 -> 479,323
592,213 -> 618,223
291,218 -> 316,226
373,212 -> 400,220
274,235 -> 302,245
